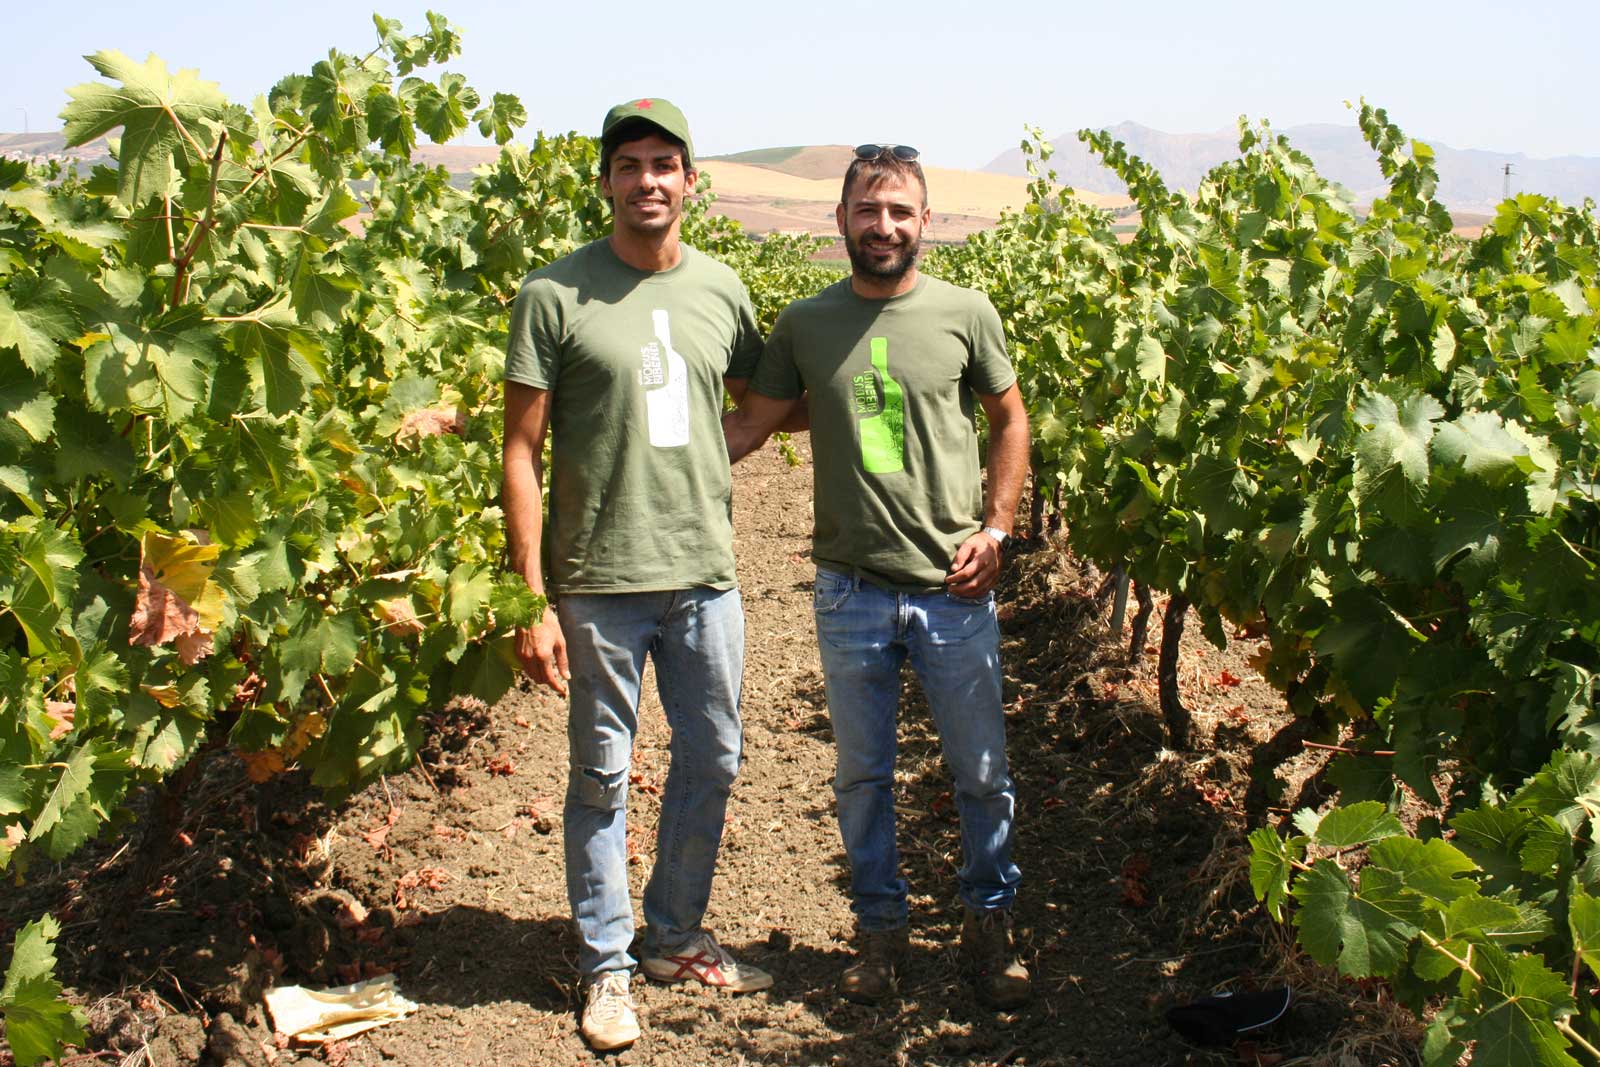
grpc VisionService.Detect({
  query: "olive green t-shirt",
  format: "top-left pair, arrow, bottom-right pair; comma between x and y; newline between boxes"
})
505,239 -> 762,593
752,274 -> 1016,591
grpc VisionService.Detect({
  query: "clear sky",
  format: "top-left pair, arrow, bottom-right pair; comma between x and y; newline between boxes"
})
5,1 -> 1596,169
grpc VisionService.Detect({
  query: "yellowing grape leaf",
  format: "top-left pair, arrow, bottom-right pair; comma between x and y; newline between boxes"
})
174,630 -> 215,666
129,530 -> 225,648
396,406 -> 464,441
130,564 -> 200,646
283,712 -> 327,760
241,750 -> 287,784
140,683 -> 182,708
375,597 -> 424,636
43,700 -> 74,741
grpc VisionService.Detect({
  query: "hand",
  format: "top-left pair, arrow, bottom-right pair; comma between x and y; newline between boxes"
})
516,611 -> 570,696
944,531 -> 1004,598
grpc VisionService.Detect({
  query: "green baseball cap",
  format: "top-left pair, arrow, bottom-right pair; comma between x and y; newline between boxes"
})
601,97 -> 694,165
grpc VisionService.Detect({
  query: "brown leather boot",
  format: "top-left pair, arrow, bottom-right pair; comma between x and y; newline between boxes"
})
961,908 -> 1031,1009
838,926 -> 910,1005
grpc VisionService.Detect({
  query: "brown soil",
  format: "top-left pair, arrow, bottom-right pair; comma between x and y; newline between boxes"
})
0,440 -> 1420,1067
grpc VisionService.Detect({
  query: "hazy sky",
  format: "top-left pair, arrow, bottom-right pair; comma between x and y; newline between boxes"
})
5,1 -> 1595,169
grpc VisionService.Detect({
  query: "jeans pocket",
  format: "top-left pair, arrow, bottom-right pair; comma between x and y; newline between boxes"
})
928,591 -> 997,646
813,572 -> 852,616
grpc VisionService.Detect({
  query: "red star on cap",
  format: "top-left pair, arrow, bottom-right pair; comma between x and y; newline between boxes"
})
635,99 -> 653,109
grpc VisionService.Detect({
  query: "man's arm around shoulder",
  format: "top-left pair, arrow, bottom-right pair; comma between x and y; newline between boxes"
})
723,380 -> 808,463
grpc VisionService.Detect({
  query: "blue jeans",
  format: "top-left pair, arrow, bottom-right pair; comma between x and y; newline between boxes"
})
813,569 -> 1020,931
557,587 -> 744,977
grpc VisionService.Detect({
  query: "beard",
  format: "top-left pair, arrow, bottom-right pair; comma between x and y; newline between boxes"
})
845,228 -> 919,280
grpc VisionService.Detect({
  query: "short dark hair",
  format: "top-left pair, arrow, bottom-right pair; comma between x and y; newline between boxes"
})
841,155 -> 927,208
601,117 -> 692,178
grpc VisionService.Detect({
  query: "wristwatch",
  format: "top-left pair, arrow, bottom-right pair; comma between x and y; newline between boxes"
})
982,526 -> 1009,548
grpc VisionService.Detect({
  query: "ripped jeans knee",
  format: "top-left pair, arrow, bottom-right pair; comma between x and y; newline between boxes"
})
569,762 -> 629,811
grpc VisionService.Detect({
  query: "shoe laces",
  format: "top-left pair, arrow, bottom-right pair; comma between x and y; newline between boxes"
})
587,971 -> 633,1020
681,931 -> 736,969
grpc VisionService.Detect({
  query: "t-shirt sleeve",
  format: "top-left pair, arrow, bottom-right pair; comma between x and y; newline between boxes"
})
749,306 -> 804,400
964,294 -> 1017,396
504,276 -> 563,389
724,285 -> 764,380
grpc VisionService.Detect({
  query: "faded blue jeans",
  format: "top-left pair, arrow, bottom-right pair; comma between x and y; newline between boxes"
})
557,586 -> 744,977
813,568 -> 1020,931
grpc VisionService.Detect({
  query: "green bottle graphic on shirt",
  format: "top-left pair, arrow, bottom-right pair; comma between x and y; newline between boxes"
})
851,336 -> 904,473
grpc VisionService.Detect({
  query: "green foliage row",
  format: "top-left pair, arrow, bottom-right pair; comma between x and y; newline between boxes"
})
927,111 -> 1599,1063
0,14 -> 831,1062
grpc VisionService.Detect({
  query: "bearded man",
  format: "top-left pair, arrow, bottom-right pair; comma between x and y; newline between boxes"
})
723,145 -> 1032,1009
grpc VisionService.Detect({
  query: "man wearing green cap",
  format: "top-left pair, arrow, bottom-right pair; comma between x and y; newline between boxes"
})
722,145 -> 1032,1010
502,97 -> 773,1052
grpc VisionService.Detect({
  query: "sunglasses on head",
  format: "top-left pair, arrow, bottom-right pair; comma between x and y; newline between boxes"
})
854,144 -> 920,163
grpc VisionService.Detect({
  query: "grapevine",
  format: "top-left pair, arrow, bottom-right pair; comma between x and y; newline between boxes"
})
930,107 -> 1598,1064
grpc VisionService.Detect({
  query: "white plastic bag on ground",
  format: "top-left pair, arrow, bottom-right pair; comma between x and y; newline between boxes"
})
264,973 -> 418,1043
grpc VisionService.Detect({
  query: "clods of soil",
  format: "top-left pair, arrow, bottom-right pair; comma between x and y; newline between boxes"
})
0,440 -> 1421,1067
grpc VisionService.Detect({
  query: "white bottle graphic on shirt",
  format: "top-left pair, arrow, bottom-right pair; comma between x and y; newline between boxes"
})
638,308 -> 690,448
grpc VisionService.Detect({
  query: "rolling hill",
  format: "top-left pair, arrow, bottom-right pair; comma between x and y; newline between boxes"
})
982,121 -> 1600,211
700,145 -> 1126,237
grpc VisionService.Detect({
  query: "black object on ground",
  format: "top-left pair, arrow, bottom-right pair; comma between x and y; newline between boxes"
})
1165,986 -> 1293,1046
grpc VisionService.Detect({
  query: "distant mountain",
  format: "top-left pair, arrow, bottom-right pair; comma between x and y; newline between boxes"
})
704,145 -> 858,181
982,122 -> 1600,212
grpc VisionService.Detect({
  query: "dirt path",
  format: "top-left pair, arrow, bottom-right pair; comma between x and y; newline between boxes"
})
2,440 -> 1417,1067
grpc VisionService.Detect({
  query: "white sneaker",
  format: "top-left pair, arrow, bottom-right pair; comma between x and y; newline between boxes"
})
580,971 -> 639,1050
641,931 -> 774,992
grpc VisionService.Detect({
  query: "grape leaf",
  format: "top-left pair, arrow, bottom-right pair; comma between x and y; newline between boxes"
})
452,634 -> 518,705
1518,815 -> 1575,880
1292,859 -> 1424,976
1366,836 -> 1478,901
489,577 -> 544,630
1433,893 -> 1553,961
26,746 -> 94,845
1432,411 -> 1527,483
445,563 -> 494,628
132,529 -> 225,639
0,765 -> 30,817
1134,334 -> 1166,387
1352,388 -> 1443,501
1313,801 -> 1406,848
1179,453 -> 1255,535
1511,751 -> 1600,833
404,72 -> 479,144
474,92 -> 526,146
1457,944 -> 1579,1067
1569,888 -> 1600,984
1248,826 -> 1306,921
0,358 -> 54,441
0,915 -> 89,1067
0,276 -> 79,376
224,298 -> 325,416
62,50 -> 227,206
